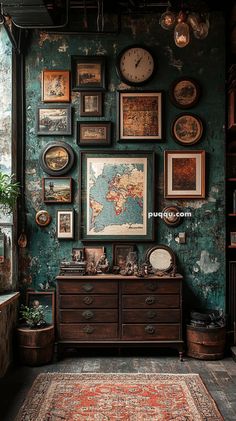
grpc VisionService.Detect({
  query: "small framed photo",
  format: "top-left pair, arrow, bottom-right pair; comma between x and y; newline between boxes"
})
72,247 -> 84,261
42,70 -> 70,102
169,77 -> 201,109
39,141 -> 75,176
112,243 -> 135,270
26,291 -> 55,325
77,121 -> 111,146
172,113 -> 203,146
117,91 -> 163,142
164,150 -> 205,199
71,55 -> 106,91
57,210 -> 74,239
43,177 -> 72,203
37,105 -> 72,135
80,92 -> 103,116
84,246 -> 105,266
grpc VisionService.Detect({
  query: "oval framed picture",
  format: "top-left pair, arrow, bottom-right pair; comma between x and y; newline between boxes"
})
39,141 -> 75,176
162,206 -> 182,227
35,210 -> 51,227
172,113 -> 203,146
170,77 -> 201,109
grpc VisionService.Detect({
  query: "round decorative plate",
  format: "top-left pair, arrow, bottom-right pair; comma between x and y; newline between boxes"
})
170,77 -> 201,109
39,141 -> 75,176
162,206 -> 182,227
35,210 -> 51,227
172,113 -> 203,145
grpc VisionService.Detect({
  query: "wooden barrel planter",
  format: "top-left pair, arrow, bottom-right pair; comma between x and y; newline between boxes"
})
186,325 -> 226,360
16,325 -> 54,366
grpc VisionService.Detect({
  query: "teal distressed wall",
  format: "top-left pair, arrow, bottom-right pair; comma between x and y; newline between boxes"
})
22,12 -> 225,312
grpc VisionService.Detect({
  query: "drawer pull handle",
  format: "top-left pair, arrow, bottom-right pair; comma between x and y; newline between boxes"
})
83,325 -> 94,334
83,296 -> 94,305
145,325 -> 156,335
145,296 -> 156,305
147,282 -> 157,291
82,310 -> 94,320
147,310 -> 157,319
82,283 -> 94,292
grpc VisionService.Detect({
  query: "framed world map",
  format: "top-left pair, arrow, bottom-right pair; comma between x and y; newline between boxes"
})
79,151 -> 155,241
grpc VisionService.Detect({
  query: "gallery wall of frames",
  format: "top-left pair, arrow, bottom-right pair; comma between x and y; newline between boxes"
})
22,11 -> 225,311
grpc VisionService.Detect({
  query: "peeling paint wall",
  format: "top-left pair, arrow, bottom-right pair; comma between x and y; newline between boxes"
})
23,12 -> 225,312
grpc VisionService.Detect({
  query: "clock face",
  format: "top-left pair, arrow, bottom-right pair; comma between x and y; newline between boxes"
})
117,46 -> 155,86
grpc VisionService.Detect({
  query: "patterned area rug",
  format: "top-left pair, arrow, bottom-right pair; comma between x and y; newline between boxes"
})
16,373 -> 223,420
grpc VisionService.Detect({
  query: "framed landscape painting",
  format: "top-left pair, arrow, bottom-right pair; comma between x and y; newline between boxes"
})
37,105 -> 72,135
43,177 -> 72,203
42,70 -> 70,102
117,91 -> 163,142
71,56 -> 106,91
164,150 -> 205,198
79,151 -> 155,241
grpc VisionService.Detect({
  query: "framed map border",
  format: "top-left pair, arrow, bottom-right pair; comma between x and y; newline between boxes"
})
79,150 -> 155,241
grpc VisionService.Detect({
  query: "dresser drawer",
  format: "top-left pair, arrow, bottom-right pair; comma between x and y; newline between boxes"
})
122,280 -> 180,294
60,295 -> 118,309
60,309 -> 118,323
58,280 -> 118,294
59,323 -> 118,340
122,324 -> 180,340
122,294 -> 179,309
122,309 -> 180,323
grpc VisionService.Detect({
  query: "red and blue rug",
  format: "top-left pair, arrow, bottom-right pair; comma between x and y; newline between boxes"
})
16,372 -> 223,420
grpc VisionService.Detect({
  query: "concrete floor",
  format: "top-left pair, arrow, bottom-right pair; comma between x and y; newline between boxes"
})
1,350 -> 236,420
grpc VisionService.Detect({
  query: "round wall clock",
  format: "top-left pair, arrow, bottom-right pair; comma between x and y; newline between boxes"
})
116,45 -> 156,86
39,141 -> 75,176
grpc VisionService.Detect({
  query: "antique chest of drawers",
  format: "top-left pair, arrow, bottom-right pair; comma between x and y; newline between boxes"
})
56,274 -> 184,359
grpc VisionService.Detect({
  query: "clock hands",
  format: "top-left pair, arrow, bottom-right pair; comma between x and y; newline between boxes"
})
135,57 -> 142,68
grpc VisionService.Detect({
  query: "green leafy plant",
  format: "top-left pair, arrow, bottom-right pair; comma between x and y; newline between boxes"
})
20,304 -> 48,329
0,172 -> 20,213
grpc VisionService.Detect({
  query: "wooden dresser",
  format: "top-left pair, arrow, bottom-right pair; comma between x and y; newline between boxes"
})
56,274 -> 184,359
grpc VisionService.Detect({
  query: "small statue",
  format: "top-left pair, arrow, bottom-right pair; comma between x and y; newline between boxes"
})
170,264 -> 177,277
96,253 -> 109,274
86,258 -> 97,275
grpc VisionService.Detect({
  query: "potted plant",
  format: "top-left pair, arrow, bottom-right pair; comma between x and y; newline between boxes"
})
16,302 -> 54,366
0,172 -> 20,213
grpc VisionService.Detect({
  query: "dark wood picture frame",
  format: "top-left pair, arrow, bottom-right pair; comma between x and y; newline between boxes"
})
56,209 -> 74,239
39,141 -> 75,176
169,77 -> 201,109
26,290 -> 55,325
171,113 -> 203,146
77,122 -> 111,146
164,150 -> 205,199
112,243 -> 135,269
37,104 -> 72,135
71,55 -> 106,91
42,70 -> 70,103
42,177 -> 72,203
80,91 -> 103,116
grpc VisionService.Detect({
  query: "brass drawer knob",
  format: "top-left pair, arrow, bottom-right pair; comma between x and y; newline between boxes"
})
145,296 -> 156,305
82,310 -> 94,320
83,325 -> 94,334
145,325 -> 156,335
147,310 -> 157,319
83,296 -> 94,305
82,283 -> 94,292
146,282 -> 157,291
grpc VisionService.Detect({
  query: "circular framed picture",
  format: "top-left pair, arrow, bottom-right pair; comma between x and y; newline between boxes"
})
170,77 -> 201,109
172,113 -> 203,145
39,141 -> 75,176
35,210 -> 51,227
145,245 -> 176,273
162,206 -> 182,227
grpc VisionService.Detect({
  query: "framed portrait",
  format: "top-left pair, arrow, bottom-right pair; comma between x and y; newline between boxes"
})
172,113 -> 203,146
43,177 -> 72,203
71,56 -> 106,91
117,91 -> 163,142
57,210 -> 74,239
79,151 -> 155,241
72,247 -> 84,261
169,77 -> 201,109
26,291 -> 55,325
42,70 -> 70,102
164,150 -> 205,199
80,92 -> 103,116
37,105 -> 72,135
39,141 -> 75,176
35,210 -> 52,227
112,243 -> 135,270
77,122 -> 111,146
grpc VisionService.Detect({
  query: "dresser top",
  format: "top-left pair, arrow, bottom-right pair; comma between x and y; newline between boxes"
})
56,274 -> 183,280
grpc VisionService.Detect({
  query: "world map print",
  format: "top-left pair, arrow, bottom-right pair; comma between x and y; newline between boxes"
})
87,157 -> 147,236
